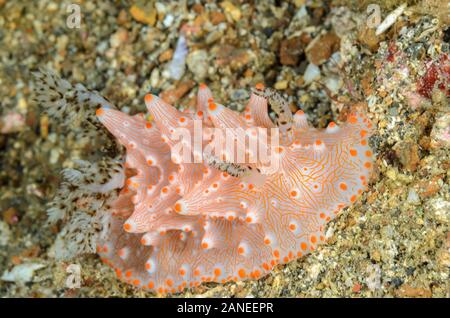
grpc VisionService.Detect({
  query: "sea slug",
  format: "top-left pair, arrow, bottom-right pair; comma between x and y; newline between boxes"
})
35,70 -> 374,294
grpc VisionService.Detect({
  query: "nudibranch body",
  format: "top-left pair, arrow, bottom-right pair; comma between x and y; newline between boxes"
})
94,83 -> 374,294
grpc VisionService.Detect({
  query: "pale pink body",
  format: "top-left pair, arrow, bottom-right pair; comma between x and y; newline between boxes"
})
96,84 -> 374,294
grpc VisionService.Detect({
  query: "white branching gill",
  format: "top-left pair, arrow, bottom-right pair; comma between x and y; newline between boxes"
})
47,158 -> 125,260
33,69 -> 126,260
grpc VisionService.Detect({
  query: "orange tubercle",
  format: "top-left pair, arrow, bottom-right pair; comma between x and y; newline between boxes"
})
255,83 -> 265,90
144,94 -> 153,103
208,103 -> 217,111
95,108 -> 104,116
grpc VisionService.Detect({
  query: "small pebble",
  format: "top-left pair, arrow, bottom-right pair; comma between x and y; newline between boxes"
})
306,32 -> 340,65
210,11 -> 226,25
2,208 -> 19,225
160,80 -> 194,105
274,80 -> 288,90
0,112 -> 25,134
130,3 -> 156,26
279,36 -> 304,66
1,263 -> 46,284
187,50 -> 208,80
430,112 -> 450,150
303,63 -> 321,84
220,1 -> 241,22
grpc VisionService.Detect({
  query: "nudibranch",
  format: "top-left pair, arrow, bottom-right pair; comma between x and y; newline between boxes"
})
91,83 -> 374,294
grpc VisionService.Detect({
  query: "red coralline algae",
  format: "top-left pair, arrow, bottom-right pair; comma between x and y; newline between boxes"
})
92,83 -> 375,294
416,54 -> 450,99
